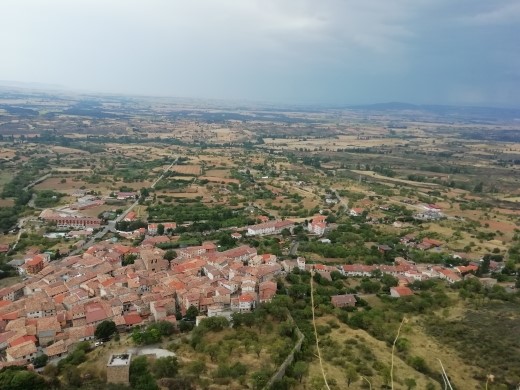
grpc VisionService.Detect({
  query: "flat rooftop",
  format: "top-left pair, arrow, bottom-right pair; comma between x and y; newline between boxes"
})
107,353 -> 132,366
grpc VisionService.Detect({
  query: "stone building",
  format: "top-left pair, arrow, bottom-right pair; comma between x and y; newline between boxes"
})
107,353 -> 132,385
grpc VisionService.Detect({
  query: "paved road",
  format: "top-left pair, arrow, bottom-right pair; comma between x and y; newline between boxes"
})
332,189 -> 349,210
69,156 -> 178,255
289,241 -> 299,256
127,346 -> 176,358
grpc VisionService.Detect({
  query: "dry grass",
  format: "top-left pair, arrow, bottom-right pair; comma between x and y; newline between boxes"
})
172,165 -> 202,176
0,198 -> 15,207
204,169 -> 231,178
305,315 -> 435,390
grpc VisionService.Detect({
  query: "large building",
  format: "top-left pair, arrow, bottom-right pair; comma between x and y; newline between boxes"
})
40,209 -> 101,229
246,220 -> 295,236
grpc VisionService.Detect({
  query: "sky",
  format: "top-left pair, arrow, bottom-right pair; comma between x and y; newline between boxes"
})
0,0 -> 519,107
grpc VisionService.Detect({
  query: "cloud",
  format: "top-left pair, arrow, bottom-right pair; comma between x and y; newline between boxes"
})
0,0 -> 518,106
461,1 -> 520,25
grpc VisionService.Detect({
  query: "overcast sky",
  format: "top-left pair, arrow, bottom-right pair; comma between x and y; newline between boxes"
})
1,0 -> 519,106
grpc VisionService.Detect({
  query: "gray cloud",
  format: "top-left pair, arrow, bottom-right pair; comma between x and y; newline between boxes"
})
0,0 -> 518,106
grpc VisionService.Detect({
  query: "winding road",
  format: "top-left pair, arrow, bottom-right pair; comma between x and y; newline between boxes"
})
69,156 -> 179,255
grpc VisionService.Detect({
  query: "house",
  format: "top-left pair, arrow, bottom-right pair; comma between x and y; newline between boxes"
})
45,340 -> 68,361
341,264 -> 376,277
123,212 -> 136,222
231,233 -> 242,240
147,222 -> 177,235
436,268 -> 462,283
378,244 -> 392,254
5,340 -> 37,362
0,244 -> 9,253
238,294 -> 256,312
259,281 -> 277,303
349,208 -> 364,217
116,192 -> 137,200
123,313 -> 143,330
23,256 -> 45,274
36,316 -> 61,345
140,249 -> 168,272
177,242 -> 217,260
220,245 -> 257,263
0,284 -> 25,301
390,286 -> 414,298
85,302 -> 111,326
331,294 -> 356,308
308,218 -> 327,236
455,265 -> 479,275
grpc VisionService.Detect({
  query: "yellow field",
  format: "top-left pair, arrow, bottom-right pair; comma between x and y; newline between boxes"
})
172,165 -> 202,175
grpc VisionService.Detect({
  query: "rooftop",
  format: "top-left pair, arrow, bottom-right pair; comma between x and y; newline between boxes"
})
108,353 -> 132,366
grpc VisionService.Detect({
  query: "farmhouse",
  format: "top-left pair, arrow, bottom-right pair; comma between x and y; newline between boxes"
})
331,294 -> 356,308
390,286 -> 414,298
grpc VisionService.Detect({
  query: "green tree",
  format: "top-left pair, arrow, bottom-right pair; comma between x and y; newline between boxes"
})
164,250 -> 177,262
186,360 -> 206,376
130,356 -> 159,390
186,305 -> 199,321
0,368 -> 48,390
157,224 -> 165,235
345,366 -> 359,387
152,356 -> 179,379
252,370 -> 270,390
32,354 -> 48,368
292,361 -> 308,383
95,320 -> 117,340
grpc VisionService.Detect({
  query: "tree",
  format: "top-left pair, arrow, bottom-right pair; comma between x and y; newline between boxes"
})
252,370 -> 270,390
152,356 -> 179,379
95,320 -> 117,340
405,378 -> 417,390
476,257 -> 490,276
157,224 -> 165,235
186,360 -> 206,376
253,343 -> 262,358
62,365 -> 82,387
130,356 -> 159,390
473,182 -> 484,193
345,366 -> 359,387
185,305 -> 199,321
292,361 -> 308,383
164,250 -> 177,262
381,274 -> 399,289
151,321 -> 175,336
32,354 -> 48,368
0,368 -> 48,390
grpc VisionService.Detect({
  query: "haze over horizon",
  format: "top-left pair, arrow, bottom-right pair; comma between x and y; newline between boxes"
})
1,0 -> 519,107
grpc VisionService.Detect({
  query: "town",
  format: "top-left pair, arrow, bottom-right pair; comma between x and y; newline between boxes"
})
0,88 -> 519,389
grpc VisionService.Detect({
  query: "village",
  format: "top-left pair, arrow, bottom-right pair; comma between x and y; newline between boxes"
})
0,203 -> 503,372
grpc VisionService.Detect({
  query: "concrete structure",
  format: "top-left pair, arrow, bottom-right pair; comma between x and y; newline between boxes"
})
107,353 -> 132,385
246,220 -> 294,236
